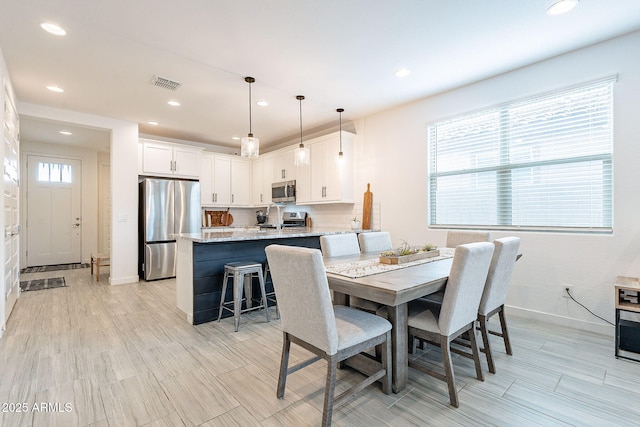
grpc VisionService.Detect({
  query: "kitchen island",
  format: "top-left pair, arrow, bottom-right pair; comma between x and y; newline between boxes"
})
174,227 -> 363,325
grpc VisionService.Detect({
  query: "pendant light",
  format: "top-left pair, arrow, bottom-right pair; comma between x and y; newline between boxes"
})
337,108 -> 344,159
294,95 -> 310,166
241,76 -> 259,158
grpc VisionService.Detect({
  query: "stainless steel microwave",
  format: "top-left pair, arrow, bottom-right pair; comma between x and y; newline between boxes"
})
272,180 -> 296,203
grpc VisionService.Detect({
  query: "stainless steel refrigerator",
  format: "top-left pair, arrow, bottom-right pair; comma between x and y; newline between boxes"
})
139,178 -> 200,280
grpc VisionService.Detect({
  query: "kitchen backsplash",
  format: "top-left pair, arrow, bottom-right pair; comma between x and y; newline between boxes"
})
202,203 -> 381,229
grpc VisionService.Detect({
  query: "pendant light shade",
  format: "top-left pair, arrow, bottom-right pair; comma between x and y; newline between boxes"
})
294,95 -> 310,166
337,108 -> 344,159
241,76 -> 259,158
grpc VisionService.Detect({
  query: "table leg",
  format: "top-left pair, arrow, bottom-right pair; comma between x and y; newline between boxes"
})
332,290 -> 348,306
387,303 -> 408,393
96,258 -> 101,282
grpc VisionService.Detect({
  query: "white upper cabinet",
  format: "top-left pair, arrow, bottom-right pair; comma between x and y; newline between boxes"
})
201,154 -> 251,207
230,157 -> 251,206
201,154 -> 231,206
272,147 -> 296,182
252,155 -> 273,206
301,131 -> 354,204
141,139 -> 201,178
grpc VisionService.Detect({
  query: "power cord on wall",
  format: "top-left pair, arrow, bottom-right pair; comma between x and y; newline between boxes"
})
565,287 -> 614,326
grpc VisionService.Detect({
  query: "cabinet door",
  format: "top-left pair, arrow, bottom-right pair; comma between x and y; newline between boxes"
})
173,146 -> 201,178
212,156 -> 231,205
251,156 -> 272,205
273,149 -> 296,181
251,158 -> 264,205
142,142 -> 174,176
231,158 -> 251,206
322,137 -> 342,201
310,141 -> 328,201
261,156 -> 273,205
200,155 -> 214,206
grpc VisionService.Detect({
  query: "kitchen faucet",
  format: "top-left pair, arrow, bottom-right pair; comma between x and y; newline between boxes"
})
266,203 -> 283,230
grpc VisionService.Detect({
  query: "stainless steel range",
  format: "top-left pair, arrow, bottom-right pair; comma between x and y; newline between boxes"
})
260,211 -> 307,228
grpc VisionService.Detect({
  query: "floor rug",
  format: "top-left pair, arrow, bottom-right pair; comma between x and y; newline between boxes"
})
20,263 -> 90,274
20,277 -> 67,292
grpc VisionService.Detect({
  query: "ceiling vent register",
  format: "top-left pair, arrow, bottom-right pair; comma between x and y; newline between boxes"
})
149,75 -> 182,91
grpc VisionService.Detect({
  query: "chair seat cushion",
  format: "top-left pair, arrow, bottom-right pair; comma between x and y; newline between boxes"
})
407,299 -> 443,334
334,306 -> 391,352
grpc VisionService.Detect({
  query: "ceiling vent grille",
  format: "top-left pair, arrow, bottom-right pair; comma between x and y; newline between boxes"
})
150,75 -> 182,91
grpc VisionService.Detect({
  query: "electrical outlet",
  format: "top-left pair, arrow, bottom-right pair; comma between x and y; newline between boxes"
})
562,284 -> 574,298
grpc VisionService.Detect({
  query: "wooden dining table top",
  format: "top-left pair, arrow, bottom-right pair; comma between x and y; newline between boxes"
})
324,252 -> 453,307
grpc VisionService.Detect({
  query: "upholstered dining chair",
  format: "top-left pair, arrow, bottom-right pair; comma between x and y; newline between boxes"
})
358,231 -> 393,253
265,244 -> 392,427
477,236 -> 520,373
446,230 -> 492,248
351,232 -> 393,313
407,241 -> 494,408
319,233 -> 361,257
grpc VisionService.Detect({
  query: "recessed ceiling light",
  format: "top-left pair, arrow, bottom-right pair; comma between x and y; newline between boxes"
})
167,100 -> 181,106
40,22 -> 66,36
256,100 -> 269,107
546,0 -> 579,16
232,136 -> 241,140
148,121 -> 159,126
59,130 -> 72,135
46,85 -> 64,93
394,68 -> 411,78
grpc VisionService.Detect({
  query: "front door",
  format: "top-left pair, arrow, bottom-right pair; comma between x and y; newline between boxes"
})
27,155 -> 82,266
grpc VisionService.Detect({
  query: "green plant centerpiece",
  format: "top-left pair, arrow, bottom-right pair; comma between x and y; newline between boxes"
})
379,240 -> 439,264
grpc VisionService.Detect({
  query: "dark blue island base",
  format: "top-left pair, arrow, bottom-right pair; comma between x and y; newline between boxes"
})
179,236 -> 321,325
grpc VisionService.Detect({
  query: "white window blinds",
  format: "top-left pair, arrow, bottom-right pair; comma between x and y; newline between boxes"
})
428,77 -> 615,232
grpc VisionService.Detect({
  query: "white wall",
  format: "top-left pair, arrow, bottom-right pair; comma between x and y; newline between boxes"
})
353,30 -> 640,334
18,103 -> 139,285
19,141 -> 99,266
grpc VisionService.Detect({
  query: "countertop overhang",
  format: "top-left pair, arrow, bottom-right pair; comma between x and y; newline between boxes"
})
174,227 -> 375,243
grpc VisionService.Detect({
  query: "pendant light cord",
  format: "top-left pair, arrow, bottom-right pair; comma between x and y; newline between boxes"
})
248,81 -> 253,136
299,97 -> 303,146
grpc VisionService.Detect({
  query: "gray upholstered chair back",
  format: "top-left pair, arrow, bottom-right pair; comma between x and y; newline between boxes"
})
319,233 -> 360,257
478,237 -> 520,316
265,245 -> 339,354
358,232 -> 393,253
439,242 -> 494,335
446,231 -> 492,248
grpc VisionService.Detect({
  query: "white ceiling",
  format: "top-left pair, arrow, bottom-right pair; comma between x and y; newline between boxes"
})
2,0 -> 640,152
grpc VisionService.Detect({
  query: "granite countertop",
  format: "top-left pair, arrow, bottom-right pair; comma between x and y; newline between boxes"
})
175,227 -> 375,243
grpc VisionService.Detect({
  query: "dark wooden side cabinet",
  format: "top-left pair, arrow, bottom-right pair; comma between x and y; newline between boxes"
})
615,276 -> 640,362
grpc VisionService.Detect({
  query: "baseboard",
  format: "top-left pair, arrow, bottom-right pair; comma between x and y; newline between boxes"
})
109,275 -> 139,286
505,305 -> 615,337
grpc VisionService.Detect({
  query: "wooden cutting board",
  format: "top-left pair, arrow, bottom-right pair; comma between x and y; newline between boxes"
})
223,208 -> 234,226
362,183 -> 372,230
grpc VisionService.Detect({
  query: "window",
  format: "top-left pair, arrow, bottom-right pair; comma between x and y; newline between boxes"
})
37,162 -> 73,183
428,77 -> 615,233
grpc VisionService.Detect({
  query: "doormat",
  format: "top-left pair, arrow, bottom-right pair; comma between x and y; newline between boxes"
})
20,277 -> 67,292
20,263 -> 90,274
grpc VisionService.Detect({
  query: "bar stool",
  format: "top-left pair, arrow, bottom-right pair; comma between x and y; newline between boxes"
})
217,261 -> 269,331
263,262 -> 279,319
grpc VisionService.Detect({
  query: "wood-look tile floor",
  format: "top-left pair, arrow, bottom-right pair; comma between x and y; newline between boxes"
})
2,268 -> 639,426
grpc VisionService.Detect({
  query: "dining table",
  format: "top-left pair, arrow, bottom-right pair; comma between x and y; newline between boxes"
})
324,249 -> 455,393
